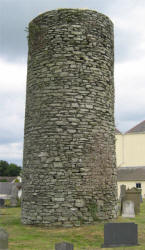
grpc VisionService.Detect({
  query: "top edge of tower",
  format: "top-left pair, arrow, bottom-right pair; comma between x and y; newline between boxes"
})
29,8 -> 113,26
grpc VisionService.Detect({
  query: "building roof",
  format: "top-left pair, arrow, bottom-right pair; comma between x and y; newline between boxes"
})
126,120 -> 145,134
117,166 -> 145,181
115,128 -> 122,134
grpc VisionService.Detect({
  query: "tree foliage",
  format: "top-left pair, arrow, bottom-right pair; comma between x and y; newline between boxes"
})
0,160 -> 21,176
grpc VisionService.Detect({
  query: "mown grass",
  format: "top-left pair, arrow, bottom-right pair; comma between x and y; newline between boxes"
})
1,202 -> 145,249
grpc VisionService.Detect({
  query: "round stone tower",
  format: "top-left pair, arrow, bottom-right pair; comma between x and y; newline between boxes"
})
22,9 -> 117,226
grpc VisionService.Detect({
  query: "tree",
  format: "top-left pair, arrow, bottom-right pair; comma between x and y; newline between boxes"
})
0,160 -> 9,176
8,163 -> 21,176
0,160 -> 21,176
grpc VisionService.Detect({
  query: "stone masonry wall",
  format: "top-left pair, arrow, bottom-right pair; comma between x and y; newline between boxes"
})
22,9 -> 117,227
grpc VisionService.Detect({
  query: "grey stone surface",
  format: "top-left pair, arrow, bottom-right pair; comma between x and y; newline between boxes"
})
10,197 -> 17,207
10,184 -> 18,207
22,8 -> 117,226
0,199 -> 4,207
11,184 -> 18,198
102,223 -> 138,247
55,242 -> 74,250
120,184 -> 126,214
0,228 -> 8,250
120,185 -> 126,200
122,200 -> 135,218
123,187 -> 141,214
0,183 -> 13,195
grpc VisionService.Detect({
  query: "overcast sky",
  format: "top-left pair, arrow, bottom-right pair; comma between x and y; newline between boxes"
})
0,0 -> 145,166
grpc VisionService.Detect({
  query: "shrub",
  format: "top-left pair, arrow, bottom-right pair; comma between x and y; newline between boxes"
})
0,179 -> 8,182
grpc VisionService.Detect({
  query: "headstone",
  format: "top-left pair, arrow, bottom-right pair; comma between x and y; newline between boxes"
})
122,200 -> 135,218
11,183 -> 18,198
0,228 -> 8,250
102,223 -> 138,247
120,185 -> 126,215
123,187 -> 141,214
55,242 -> 74,250
0,199 -> 4,207
10,184 -> 18,207
120,185 -> 126,200
10,197 -> 18,207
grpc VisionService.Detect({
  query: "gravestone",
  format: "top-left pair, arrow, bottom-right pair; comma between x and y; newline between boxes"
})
10,184 -> 18,207
120,185 -> 126,215
122,200 -> 135,218
102,223 -> 138,247
0,199 -> 4,207
0,228 -> 8,250
120,185 -> 126,200
10,197 -> 17,207
123,187 -> 141,214
55,242 -> 74,250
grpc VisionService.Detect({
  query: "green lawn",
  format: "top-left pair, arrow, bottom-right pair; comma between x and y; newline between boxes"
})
1,202 -> 145,250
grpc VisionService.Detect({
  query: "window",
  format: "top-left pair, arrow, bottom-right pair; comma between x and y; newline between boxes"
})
136,183 -> 141,189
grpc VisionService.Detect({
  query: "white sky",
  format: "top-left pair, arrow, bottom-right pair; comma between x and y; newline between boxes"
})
0,0 -> 145,165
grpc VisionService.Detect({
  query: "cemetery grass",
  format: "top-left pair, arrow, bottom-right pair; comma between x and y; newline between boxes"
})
1,202 -> 145,249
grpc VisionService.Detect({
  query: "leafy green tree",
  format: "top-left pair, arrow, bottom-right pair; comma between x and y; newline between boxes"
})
0,160 -> 21,176
8,164 -> 21,176
0,160 -> 9,176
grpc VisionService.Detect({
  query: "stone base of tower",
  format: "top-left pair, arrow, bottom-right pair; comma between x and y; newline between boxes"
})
21,197 -> 118,227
